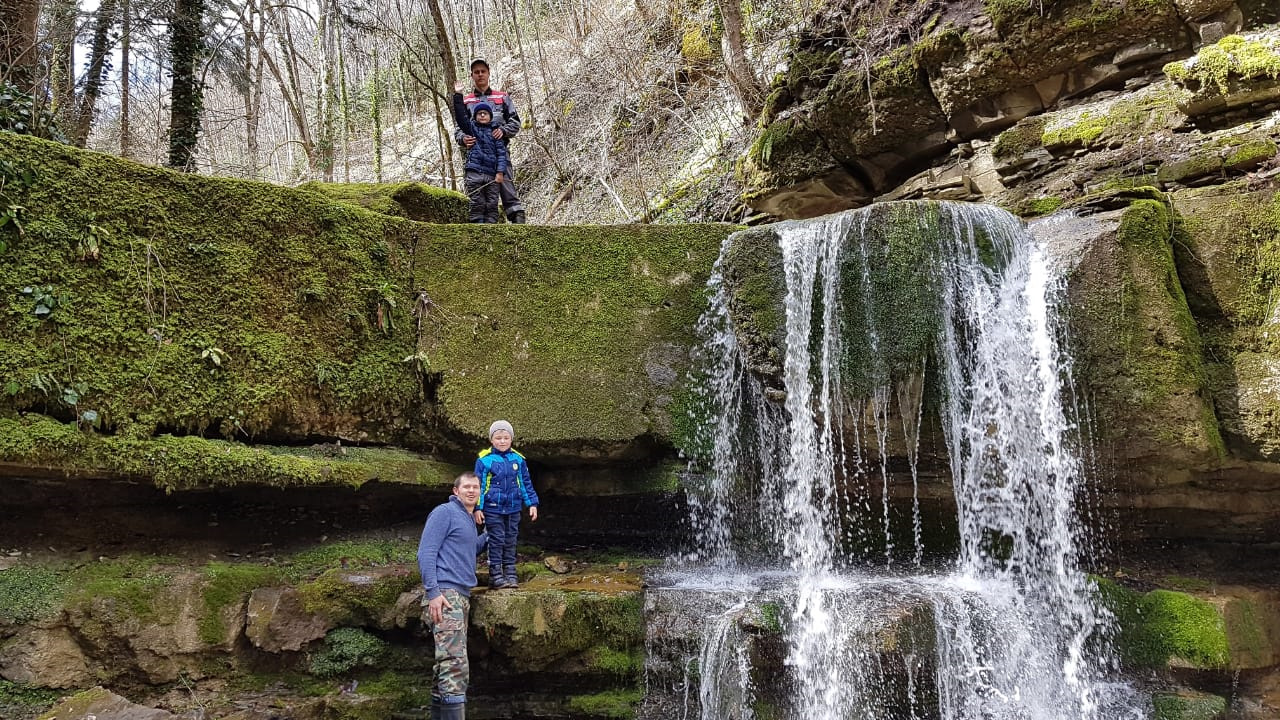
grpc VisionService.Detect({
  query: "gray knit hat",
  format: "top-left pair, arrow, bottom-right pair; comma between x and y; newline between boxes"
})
488,420 -> 514,439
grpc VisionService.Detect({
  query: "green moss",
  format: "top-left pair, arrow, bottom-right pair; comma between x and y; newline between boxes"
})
1223,597 -> 1269,667
65,556 -> 172,621
199,562 -> 282,645
588,645 -> 644,678
567,688 -> 642,719
1042,90 -> 1179,151
415,225 -> 723,442
992,116 -> 1047,159
1073,198 -> 1225,456
0,415 -> 461,491
298,181 -> 466,223
0,680 -> 61,719
471,590 -> 644,670
297,567 -> 417,625
1165,34 -> 1280,94
36,687 -> 114,720
308,627 -> 388,678
1142,590 -> 1230,668
1156,153 -> 1223,185
759,601 -> 783,633
1017,196 -> 1065,217
0,565 -> 70,624
285,539 -> 418,580
356,671 -> 434,708
1094,577 -> 1231,670
0,132 -> 729,452
0,133 -> 420,443
1224,138 -> 1278,169
680,25 -> 715,63
1152,691 -> 1227,720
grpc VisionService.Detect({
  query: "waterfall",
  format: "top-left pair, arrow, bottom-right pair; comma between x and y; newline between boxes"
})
661,201 -> 1145,720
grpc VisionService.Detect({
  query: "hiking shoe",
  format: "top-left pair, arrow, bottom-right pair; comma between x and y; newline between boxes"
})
508,210 -> 526,224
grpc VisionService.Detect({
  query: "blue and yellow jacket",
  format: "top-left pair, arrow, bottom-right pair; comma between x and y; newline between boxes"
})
474,446 -> 539,515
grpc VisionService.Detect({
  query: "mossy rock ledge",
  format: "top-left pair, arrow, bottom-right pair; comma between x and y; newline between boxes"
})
0,133 -> 734,491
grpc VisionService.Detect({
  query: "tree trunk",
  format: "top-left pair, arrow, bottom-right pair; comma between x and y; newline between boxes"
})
72,0 -> 118,147
48,0 -> 77,128
120,0 -> 132,157
371,47 -> 383,183
0,0 -> 40,92
425,0 -> 456,91
168,0 -> 206,169
717,0 -> 761,116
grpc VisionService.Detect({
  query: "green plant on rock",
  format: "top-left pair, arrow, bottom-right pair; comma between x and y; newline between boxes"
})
309,627 -> 389,678
0,82 -> 67,142
20,285 -> 68,318
0,564 -> 70,624
1165,34 -> 1280,94
0,680 -> 61,718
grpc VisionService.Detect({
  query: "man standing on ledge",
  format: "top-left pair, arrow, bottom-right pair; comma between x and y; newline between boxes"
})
454,58 -> 526,223
418,471 -> 488,720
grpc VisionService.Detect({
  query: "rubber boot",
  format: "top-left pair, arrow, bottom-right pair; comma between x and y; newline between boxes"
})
439,702 -> 466,720
505,564 -> 519,588
508,210 -> 526,224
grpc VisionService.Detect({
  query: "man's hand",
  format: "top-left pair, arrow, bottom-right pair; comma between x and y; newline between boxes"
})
529,506 -> 538,522
473,509 -> 485,525
495,172 -> 505,184
462,134 -> 476,148
427,593 -> 452,624
491,128 -> 504,140
453,81 -> 466,93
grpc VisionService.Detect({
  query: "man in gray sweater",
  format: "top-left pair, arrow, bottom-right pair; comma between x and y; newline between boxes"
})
418,471 -> 489,720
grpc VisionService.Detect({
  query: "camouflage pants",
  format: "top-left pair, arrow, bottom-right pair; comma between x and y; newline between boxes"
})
423,589 -> 470,703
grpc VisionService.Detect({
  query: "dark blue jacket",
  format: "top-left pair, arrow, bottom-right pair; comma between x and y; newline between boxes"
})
453,93 -> 508,177
475,447 -> 539,515
417,496 -> 488,599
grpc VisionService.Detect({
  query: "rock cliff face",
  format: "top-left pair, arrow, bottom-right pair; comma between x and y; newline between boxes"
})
732,1 -> 1280,561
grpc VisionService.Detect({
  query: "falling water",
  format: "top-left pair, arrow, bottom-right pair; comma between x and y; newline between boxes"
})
664,201 -> 1145,720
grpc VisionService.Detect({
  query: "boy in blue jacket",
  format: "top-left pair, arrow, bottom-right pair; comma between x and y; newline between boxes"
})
473,420 -> 539,588
452,89 -> 508,224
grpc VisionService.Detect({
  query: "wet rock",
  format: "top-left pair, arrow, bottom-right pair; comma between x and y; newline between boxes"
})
544,556 -> 571,574
245,587 -> 333,653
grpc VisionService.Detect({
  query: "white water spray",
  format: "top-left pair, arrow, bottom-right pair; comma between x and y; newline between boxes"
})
667,201 -> 1144,720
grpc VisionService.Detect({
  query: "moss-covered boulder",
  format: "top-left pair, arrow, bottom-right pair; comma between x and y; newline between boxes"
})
1067,197 -> 1224,467
470,576 -> 644,672
1164,31 -> 1280,119
297,181 -> 467,223
0,132 -> 733,488
1172,186 -> 1280,460
1094,577 -> 1280,673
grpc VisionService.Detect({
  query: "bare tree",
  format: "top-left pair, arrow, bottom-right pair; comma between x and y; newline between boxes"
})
718,0 -> 760,116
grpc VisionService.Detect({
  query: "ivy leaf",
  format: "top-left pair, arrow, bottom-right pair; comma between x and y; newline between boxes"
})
3,380 -> 19,396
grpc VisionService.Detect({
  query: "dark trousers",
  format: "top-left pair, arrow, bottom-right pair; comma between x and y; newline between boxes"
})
486,511 -> 520,578
464,170 -> 500,223
497,164 -> 523,218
